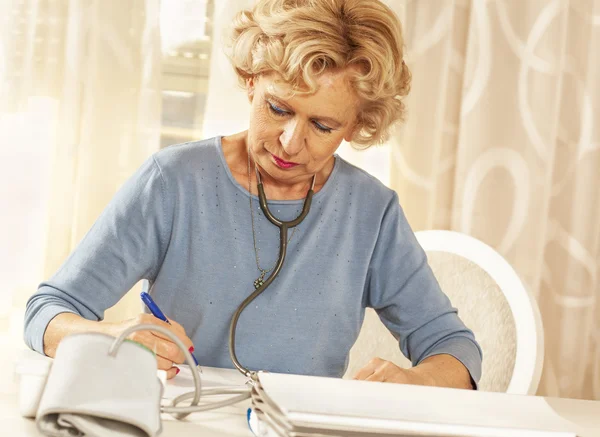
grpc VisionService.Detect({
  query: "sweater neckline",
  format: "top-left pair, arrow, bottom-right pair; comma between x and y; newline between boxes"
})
214,135 -> 341,205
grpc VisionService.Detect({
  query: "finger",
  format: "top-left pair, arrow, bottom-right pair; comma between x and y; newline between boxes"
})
353,358 -> 383,380
134,313 -> 195,353
155,354 -> 174,371
151,328 -> 194,352
135,315 -> 185,347
365,370 -> 386,382
353,366 -> 376,380
129,331 -> 185,364
153,337 -> 186,364
151,318 -> 194,351
166,366 -> 180,380
167,318 -> 187,336
136,313 -> 174,334
135,313 -> 188,341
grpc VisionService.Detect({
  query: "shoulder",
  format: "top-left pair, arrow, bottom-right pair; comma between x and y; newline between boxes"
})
334,155 -> 399,209
151,137 -> 223,183
332,156 -> 412,236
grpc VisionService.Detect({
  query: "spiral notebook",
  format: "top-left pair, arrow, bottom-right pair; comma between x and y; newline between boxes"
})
250,372 -> 578,437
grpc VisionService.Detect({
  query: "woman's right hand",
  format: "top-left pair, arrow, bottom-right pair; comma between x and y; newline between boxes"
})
106,314 -> 195,380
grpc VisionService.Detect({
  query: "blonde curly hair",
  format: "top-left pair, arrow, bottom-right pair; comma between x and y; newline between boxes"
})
226,0 -> 411,147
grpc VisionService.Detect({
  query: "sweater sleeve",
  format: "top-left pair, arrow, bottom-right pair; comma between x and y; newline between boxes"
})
24,155 -> 174,355
366,192 -> 483,388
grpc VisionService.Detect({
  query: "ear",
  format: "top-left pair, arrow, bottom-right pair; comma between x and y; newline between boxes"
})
247,77 -> 256,103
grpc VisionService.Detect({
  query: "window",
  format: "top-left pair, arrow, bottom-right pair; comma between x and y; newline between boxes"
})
159,0 -> 214,148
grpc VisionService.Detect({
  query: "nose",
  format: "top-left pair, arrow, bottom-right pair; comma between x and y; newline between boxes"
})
279,119 -> 306,157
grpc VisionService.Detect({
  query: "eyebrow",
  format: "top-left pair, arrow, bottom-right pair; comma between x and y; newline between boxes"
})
265,92 -> 343,129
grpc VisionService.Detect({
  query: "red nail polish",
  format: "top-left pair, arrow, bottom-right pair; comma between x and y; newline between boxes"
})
175,367 -> 180,375
189,346 -> 195,353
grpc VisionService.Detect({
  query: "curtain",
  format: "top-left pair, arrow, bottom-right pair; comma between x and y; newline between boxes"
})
0,0 -> 163,338
206,0 -> 600,400
390,0 -> 600,400
3,0 -> 598,402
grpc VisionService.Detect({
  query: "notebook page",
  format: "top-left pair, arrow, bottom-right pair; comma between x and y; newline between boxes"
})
255,372 -> 577,436
162,365 -> 250,400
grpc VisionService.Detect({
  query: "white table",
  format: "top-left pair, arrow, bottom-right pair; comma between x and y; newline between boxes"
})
3,348 -> 600,436
3,384 -> 600,436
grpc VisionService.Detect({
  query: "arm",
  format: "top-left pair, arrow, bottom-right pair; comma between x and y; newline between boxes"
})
42,313 -> 115,357
41,312 -> 191,382
354,354 -> 474,389
356,193 -> 482,389
413,354 -> 474,389
24,156 -> 174,356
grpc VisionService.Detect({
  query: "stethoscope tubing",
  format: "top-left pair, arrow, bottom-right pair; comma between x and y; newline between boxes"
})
228,166 -> 316,377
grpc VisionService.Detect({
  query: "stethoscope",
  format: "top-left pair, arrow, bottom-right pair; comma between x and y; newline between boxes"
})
228,165 -> 316,379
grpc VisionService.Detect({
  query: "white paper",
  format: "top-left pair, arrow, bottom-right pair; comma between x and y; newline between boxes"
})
162,365 -> 251,400
255,372 -> 578,437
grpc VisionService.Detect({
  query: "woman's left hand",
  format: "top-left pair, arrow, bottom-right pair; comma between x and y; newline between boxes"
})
352,357 -> 425,385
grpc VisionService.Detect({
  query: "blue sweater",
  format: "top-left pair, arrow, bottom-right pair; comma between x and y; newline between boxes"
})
24,137 -> 482,383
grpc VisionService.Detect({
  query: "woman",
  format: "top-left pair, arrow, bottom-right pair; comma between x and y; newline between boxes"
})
25,0 -> 482,389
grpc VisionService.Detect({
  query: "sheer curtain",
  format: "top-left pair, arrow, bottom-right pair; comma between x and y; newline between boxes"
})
390,0 -> 600,400
2,0 -> 598,402
0,0 -> 162,359
205,0 -> 600,400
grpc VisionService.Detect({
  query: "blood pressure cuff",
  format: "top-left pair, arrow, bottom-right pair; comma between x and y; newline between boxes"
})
35,332 -> 163,437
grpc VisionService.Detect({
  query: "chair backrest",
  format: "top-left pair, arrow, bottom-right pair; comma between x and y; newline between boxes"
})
344,230 -> 544,395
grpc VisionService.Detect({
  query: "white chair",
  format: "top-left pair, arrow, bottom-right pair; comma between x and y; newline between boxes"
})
344,230 -> 544,395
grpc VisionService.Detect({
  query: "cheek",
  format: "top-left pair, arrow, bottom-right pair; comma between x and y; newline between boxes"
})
248,112 -> 279,156
308,135 -> 344,162
251,107 -> 281,139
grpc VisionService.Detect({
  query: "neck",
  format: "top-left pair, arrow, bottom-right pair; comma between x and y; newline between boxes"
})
255,169 -> 318,199
221,131 -> 334,201
251,159 -> 325,201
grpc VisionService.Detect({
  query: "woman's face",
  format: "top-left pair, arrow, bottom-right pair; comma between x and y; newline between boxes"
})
246,69 -> 360,187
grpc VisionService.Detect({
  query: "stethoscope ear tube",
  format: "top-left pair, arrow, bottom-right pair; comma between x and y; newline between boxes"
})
256,183 -> 314,228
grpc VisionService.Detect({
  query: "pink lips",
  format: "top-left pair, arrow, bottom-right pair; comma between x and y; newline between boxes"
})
271,154 -> 299,169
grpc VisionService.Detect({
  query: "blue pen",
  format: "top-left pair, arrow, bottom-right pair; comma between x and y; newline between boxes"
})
140,291 -> 171,324
140,283 -> 202,373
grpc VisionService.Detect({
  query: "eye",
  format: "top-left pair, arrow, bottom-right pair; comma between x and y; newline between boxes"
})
312,121 -> 333,134
267,101 -> 289,117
